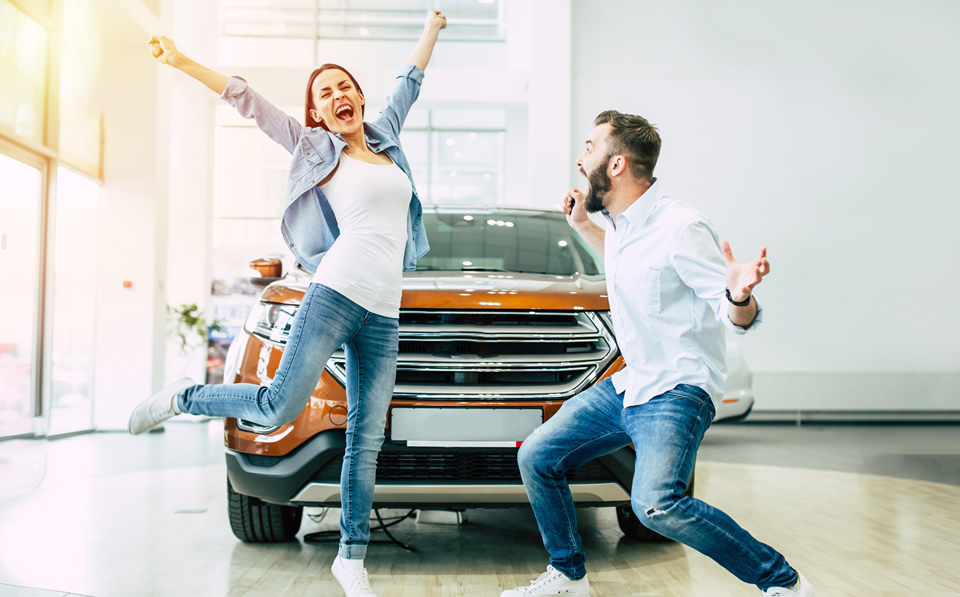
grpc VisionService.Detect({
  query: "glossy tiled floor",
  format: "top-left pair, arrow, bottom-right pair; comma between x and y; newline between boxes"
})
1,422 -> 959,596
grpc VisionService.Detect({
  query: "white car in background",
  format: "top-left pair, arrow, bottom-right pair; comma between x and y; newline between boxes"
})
717,338 -> 755,423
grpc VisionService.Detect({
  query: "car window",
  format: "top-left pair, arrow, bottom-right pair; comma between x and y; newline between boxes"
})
417,212 -> 604,276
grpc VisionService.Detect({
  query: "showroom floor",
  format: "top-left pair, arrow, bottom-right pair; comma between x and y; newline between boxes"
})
1,422 -> 959,597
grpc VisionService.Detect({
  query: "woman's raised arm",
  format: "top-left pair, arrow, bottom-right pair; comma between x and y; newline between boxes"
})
406,11 -> 447,72
148,35 -> 302,154
149,35 -> 228,95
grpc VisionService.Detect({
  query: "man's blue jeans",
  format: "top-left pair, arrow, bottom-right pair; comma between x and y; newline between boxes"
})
518,378 -> 798,591
178,283 -> 398,561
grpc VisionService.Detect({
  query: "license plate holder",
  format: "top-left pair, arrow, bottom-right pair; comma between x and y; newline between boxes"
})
390,407 -> 543,447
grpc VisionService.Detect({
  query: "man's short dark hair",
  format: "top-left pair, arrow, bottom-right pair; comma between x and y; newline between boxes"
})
594,110 -> 661,181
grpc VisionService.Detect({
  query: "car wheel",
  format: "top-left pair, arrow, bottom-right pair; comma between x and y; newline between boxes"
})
616,469 -> 696,542
227,477 -> 302,542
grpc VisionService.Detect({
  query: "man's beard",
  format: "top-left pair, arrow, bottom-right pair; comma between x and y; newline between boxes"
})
582,160 -> 611,213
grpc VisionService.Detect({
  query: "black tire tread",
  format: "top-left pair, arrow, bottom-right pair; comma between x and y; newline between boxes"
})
227,478 -> 302,542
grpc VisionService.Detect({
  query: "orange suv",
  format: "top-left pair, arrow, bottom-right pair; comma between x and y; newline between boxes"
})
220,207 -> 754,543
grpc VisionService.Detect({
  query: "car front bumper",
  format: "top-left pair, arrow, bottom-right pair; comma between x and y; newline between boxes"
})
226,429 -> 635,508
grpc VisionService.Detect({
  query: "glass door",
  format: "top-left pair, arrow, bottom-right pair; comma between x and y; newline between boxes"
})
0,151 -> 43,437
47,166 -> 98,435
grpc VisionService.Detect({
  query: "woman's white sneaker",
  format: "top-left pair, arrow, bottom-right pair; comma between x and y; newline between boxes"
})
331,555 -> 378,597
127,377 -> 194,435
763,571 -> 815,597
501,565 -> 591,596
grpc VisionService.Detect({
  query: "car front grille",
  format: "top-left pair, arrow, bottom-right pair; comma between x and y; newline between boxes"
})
312,449 -> 617,484
327,310 -> 618,400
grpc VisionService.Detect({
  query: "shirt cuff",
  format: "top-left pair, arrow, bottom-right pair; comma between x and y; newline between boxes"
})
397,63 -> 425,84
220,76 -> 249,99
719,295 -> 764,334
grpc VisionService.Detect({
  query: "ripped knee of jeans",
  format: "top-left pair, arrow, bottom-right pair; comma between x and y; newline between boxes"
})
637,498 -> 681,520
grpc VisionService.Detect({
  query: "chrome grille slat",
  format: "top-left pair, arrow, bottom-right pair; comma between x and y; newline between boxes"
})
397,310 -> 599,338
392,379 -> 593,398
324,310 -> 618,400
398,326 -> 597,337
330,352 -> 608,366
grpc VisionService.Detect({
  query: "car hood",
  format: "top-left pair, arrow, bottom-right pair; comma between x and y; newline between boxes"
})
260,269 -> 611,311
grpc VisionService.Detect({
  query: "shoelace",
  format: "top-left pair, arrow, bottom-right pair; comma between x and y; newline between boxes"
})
352,568 -> 372,592
521,567 -> 561,593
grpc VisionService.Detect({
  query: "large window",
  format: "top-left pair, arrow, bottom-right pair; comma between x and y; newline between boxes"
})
217,0 -> 505,67
59,0 -> 103,179
0,0 -> 49,144
219,0 -> 504,41
0,151 -> 43,437
400,108 -> 505,205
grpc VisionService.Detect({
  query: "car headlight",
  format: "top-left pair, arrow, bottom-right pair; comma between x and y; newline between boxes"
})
244,301 -> 298,345
236,419 -> 282,435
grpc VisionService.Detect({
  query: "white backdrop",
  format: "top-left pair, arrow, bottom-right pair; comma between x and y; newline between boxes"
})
571,0 -> 960,413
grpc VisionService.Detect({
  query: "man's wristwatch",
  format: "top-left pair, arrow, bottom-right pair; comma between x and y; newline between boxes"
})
726,288 -> 751,307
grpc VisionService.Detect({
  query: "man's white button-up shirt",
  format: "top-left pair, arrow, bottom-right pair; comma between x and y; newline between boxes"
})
603,179 -> 763,408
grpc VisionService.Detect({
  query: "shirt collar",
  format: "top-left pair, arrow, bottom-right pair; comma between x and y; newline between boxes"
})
603,177 -> 662,229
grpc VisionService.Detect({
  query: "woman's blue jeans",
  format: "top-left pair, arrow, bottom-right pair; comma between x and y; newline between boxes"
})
178,283 -> 398,561
517,377 -> 798,591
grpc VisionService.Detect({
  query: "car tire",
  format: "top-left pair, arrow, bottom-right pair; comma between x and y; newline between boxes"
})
227,477 -> 302,542
616,469 -> 696,542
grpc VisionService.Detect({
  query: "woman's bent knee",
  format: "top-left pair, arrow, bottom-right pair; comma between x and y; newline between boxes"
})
259,387 -> 311,427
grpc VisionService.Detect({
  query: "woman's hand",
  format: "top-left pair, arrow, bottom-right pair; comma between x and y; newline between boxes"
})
425,10 -> 447,32
148,35 -> 181,67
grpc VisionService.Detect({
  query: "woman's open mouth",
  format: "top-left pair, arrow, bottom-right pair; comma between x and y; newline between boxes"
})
335,104 -> 355,123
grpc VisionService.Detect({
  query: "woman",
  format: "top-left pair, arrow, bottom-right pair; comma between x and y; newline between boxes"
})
129,11 -> 447,597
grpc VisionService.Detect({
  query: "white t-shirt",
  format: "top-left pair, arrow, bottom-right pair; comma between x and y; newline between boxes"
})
311,153 -> 412,319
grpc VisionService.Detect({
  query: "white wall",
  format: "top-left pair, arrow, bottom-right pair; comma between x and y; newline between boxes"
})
161,0 -> 219,385
571,0 -> 960,412
91,5 -> 167,430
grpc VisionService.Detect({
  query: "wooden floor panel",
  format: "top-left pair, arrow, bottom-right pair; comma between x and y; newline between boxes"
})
1,460 -> 958,596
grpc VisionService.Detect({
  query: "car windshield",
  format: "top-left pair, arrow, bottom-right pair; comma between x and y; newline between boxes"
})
416,211 -> 604,276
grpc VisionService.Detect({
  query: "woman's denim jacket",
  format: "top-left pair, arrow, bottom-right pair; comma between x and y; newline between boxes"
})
219,64 -> 430,273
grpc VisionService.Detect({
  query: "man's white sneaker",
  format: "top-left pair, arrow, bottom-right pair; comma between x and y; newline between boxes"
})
127,377 -> 194,435
501,565 -> 591,596
331,555 -> 378,597
763,571 -> 815,597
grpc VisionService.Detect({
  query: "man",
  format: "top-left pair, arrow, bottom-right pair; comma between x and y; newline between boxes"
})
501,111 -> 814,597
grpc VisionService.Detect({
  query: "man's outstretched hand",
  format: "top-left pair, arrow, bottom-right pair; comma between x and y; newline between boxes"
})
722,241 -> 770,303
